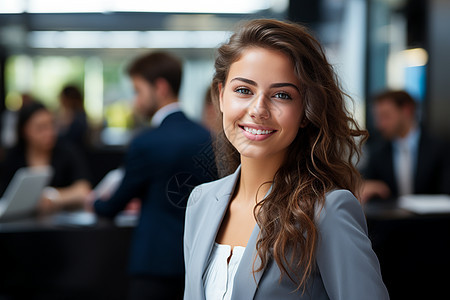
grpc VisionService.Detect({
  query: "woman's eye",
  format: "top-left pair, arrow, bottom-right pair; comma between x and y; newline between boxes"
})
235,87 -> 252,95
274,92 -> 292,100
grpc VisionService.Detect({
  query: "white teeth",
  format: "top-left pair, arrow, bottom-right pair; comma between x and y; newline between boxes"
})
243,126 -> 274,135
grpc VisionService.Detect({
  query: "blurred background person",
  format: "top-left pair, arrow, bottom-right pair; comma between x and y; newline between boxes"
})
91,51 -> 216,300
1,93 -> 35,151
129,84 -> 153,135
361,90 -> 450,202
201,86 -> 221,135
56,85 -> 89,152
0,102 -> 92,213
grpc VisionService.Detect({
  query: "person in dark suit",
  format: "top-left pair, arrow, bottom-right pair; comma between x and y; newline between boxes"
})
361,90 -> 450,202
92,52 -> 216,300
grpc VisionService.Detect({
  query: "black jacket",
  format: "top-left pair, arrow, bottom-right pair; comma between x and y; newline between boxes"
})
362,130 -> 450,198
94,111 -> 216,277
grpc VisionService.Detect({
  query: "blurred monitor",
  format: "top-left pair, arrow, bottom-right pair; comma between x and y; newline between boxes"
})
0,166 -> 53,220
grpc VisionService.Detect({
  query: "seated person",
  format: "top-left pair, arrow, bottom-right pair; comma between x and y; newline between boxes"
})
0,102 -> 92,213
361,90 -> 450,202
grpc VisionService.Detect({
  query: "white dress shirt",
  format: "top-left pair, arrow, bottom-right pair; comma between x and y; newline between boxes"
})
150,102 -> 181,128
393,126 -> 421,195
203,243 -> 246,300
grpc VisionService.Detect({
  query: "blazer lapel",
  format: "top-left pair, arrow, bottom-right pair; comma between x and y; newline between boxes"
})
189,167 -> 241,299
231,223 -> 266,299
231,184 -> 273,299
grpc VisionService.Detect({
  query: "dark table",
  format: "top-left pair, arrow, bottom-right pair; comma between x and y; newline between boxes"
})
0,212 -> 135,300
1,201 -> 449,300
365,199 -> 450,300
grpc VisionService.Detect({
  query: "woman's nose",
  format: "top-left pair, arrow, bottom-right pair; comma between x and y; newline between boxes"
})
248,93 -> 270,120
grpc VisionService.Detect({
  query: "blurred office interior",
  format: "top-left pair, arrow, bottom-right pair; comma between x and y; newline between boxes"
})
1,0 -> 449,148
1,0 -> 450,299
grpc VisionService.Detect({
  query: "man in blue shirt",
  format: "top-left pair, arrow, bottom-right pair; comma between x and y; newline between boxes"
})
93,52 -> 216,299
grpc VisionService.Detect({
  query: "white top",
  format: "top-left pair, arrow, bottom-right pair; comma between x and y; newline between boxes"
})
150,102 -> 181,127
203,243 -> 246,300
392,126 -> 420,195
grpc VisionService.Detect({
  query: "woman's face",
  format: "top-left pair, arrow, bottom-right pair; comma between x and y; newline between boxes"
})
219,47 -> 306,161
23,109 -> 56,152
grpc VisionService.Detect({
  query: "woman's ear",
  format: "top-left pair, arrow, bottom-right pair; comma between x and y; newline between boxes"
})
300,116 -> 309,128
218,83 -> 224,113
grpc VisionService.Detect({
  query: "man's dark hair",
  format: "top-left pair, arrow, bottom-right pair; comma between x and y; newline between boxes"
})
60,85 -> 84,111
374,90 -> 416,109
127,52 -> 182,96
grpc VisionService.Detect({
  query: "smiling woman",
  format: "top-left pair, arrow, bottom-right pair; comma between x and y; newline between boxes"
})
183,19 -> 390,300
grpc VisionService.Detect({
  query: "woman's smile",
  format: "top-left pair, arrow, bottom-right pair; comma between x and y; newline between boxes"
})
239,124 -> 277,141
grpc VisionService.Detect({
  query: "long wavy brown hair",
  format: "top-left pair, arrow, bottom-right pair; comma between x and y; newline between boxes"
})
211,19 -> 368,291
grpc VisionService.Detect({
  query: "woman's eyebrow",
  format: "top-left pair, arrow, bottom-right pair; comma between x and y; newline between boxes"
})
270,82 -> 300,92
230,77 -> 257,86
230,77 -> 299,92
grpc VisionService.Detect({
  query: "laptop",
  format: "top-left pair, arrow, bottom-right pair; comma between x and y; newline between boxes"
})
0,166 -> 53,220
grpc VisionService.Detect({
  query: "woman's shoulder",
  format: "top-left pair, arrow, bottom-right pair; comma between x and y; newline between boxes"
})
196,173 -> 235,188
324,189 -> 360,207
316,189 -> 366,228
189,173 -> 235,199
51,140 -> 88,170
187,173 -> 236,211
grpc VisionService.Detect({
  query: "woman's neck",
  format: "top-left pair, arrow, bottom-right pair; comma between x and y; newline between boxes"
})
26,146 -> 51,167
237,154 -> 284,204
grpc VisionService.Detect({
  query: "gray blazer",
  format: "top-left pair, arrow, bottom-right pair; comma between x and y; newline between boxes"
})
184,167 -> 389,299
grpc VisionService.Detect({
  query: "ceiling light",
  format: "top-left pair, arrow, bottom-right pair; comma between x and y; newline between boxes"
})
27,30 -> 232,49
1,0 -> 271,14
